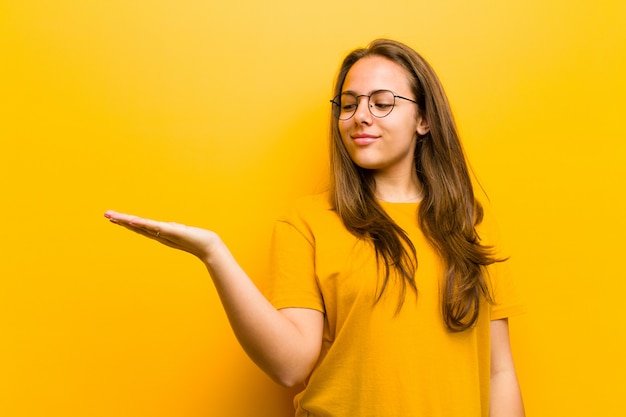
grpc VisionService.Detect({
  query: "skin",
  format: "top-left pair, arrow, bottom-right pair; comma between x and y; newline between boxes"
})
338,56 -> 429,202
490,319 -> 526,416
105,55 -> 524,415
103,211 -> 324,387
339,56 -> 524,415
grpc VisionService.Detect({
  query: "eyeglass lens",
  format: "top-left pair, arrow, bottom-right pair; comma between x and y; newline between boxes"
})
331,90 -> 396,120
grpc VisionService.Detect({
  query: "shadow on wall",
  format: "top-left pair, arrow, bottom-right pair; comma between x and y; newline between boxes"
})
217,360 -> 300,417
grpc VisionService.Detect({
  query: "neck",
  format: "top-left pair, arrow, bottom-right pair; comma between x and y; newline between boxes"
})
373,171 -> 423,203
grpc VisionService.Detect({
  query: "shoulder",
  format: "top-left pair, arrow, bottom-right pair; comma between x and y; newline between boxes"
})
274,191 -> 343,242
279,191 -> 334,223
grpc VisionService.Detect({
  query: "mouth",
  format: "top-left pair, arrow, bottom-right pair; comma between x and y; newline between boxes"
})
351,133 -> 379,146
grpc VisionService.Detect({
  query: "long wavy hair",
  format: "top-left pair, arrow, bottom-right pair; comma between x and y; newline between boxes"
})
329,39 -> 501,332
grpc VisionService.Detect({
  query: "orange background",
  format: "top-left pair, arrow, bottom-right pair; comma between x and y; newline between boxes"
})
1,1 -> 625,416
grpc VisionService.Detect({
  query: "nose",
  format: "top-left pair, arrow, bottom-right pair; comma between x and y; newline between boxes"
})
353,96 -> 372,124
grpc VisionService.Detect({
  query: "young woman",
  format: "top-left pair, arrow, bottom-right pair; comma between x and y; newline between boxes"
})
105,39 -> 525,417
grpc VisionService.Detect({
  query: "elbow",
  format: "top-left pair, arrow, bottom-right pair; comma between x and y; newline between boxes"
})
276,378 -> 302,389
271,369 -> 308,388
265,361 -> 314,388
248,349 -> 317,388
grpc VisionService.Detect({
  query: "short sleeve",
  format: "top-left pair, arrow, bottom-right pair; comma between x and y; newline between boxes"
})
267,206 -> 325,313
488,254 -> 527,320
478,204 -> 527,320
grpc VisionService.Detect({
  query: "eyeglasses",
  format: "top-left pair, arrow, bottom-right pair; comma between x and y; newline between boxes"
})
330,89 -> 418,120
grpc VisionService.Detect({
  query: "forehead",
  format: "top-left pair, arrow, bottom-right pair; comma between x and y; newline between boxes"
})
342,56 -> 412,94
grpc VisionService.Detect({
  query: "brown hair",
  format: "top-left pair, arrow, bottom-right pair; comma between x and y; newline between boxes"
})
329,39 -> 500,332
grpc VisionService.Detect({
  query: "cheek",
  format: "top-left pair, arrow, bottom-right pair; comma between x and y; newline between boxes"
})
338,120 -> 349,133
338,122 -> 351,145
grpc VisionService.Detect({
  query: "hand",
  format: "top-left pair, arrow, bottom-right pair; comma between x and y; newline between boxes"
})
104,210 -> 221,262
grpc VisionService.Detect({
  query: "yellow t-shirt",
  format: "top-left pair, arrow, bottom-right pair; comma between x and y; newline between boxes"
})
268,192 -> 524,417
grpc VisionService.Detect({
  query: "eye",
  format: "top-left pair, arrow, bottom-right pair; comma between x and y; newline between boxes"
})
370,91 -> 395,110
340,93 -> 358,111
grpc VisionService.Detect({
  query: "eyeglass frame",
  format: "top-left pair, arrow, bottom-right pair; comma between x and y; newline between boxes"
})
330,89 -> 418,121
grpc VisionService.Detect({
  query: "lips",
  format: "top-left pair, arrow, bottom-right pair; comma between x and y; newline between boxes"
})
351,133 -> 379,146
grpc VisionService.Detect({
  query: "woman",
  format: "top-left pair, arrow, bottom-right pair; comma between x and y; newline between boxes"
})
105,39 -> 525,416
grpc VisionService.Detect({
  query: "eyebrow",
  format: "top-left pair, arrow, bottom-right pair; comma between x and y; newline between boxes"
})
341,89 -> 383,96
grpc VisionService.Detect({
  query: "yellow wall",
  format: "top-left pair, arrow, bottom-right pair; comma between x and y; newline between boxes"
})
2,1 -> 625,416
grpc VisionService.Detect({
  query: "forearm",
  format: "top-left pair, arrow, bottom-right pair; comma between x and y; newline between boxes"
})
203,239 -> 320,387
490,369 -> 525,416
103,211 -> 320,386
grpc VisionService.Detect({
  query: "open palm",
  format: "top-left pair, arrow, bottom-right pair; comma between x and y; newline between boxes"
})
104,210 -> 218,262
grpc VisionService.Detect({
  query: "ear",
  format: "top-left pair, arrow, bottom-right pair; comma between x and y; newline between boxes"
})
416,116 -> 430,136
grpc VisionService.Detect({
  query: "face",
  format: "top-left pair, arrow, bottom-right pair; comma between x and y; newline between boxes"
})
338,56 -> 429,178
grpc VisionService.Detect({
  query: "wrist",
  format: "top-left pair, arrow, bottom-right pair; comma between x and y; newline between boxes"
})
200,232 -> 227,266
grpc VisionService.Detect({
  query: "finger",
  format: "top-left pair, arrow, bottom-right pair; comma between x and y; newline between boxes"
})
104,210 -> 155,230
104,210 -> 143,225
105,211 -> 165,237
120,222 -> 162,239
106,212 -> 207,258
114,221 -> 187,252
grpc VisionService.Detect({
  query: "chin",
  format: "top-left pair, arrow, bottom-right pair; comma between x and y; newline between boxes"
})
353,160 -> 385,171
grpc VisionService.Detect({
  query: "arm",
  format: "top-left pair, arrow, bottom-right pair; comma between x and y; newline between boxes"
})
490,318 -> 525,417
104,210 -> 323,387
